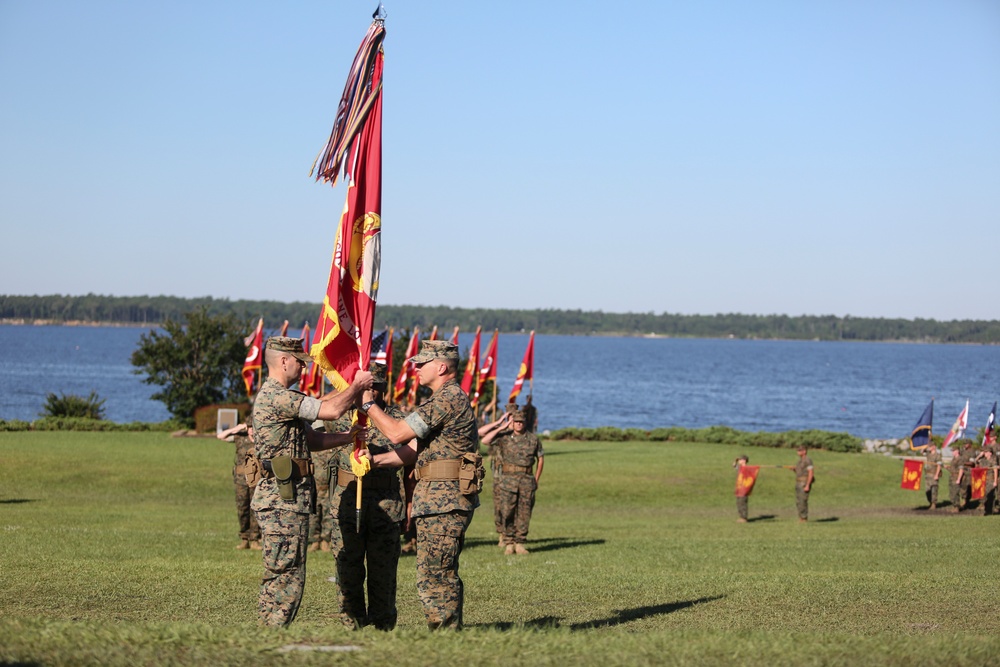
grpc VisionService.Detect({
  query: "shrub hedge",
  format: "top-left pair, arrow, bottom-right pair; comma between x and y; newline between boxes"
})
545,424 -> 862,453
0,418 -> 182,432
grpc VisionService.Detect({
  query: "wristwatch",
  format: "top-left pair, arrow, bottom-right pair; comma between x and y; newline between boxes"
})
360,401 -> 377,414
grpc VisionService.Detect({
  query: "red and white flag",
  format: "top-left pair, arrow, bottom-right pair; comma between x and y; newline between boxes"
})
941,400 -> 969,450
508,331 -> 534,404
474,329 -> 499,409
393,328 -> 419,404
241,318 -> 264,397
460,326 -> 482,396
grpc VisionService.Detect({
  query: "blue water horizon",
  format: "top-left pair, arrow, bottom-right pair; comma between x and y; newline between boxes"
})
0,324 -> 997,440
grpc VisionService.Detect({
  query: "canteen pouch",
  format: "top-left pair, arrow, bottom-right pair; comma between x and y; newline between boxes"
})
459,452 -> 485,495
244,454 -> 261,489
271,455 -> 296,501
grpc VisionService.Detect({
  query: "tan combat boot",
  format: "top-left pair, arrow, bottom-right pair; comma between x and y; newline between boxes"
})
249,540 -> 262,550
504,544 -> 515,555
307,542 -> 320,553
514,543 -> 529,555
320,540 -> 331,552
235,539 -> 250,550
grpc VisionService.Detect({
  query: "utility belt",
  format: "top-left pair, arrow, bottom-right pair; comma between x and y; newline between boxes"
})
337,468 -> 396,490
415,454 -> 485,495
502,463 -> 532,474
415,459 -> 461,481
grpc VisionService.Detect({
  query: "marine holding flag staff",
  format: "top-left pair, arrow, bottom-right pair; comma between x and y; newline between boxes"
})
248,337 -> 373,628
357,340 -> 482,630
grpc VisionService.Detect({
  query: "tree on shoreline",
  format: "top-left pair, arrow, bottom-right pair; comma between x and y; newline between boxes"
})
130,309 -> 248,427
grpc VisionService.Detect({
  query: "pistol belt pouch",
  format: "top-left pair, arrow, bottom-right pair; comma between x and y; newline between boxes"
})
261,457 -> 314,501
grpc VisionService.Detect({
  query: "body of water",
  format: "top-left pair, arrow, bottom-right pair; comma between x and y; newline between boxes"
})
0,325 -> 997,439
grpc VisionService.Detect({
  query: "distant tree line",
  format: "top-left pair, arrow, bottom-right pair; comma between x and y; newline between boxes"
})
3,293 -> 1000,343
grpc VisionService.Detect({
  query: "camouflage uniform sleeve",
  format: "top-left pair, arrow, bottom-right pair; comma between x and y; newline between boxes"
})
407,387 -> 457,439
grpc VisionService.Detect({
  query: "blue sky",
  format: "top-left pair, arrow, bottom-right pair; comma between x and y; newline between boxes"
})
1,1 -> 997,320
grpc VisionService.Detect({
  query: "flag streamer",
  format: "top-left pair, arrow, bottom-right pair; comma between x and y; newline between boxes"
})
310,21 -> 386,187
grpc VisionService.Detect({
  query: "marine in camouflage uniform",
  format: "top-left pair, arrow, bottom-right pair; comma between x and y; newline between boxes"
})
947,444 -> 966,511
922,444 -> 943,509
217,417 -> 262,549
308,447 -> 334,552
977,448 -> 997,515
734,455 -> 750,522
250,336 -> 372,627
361,340 -> 480,629
479,412 -> 513,546
327,364 -> 406,630
233,427 -> 262,548
484,410 -> 543,554
794,446 -> 814,522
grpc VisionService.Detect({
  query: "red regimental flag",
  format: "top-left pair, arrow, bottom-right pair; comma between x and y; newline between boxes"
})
735,465 -> 760,497
428,326 -> 438,341
300,320 -> 324,397
508,331 -> 535,403
393,328 -> 419,404
310,43 -> 384,391
241,318 -> 264,397
474,329 -> 499,408
971,467 -> 987,500
900,459 -> 923,491
460,326 -> 482,396
449,326 -> 459,346
279,320 -> 289,337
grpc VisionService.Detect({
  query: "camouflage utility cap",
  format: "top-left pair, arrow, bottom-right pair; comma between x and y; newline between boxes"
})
409,340 -> 459,364
511,409 -> 526,423
369,362 -> 388,387
266,336 -> 312,363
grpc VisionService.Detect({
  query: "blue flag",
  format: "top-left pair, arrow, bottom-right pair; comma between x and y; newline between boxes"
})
909,399 -> 934,450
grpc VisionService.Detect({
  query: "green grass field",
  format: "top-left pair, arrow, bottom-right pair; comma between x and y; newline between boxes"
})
1,432 -> 998,666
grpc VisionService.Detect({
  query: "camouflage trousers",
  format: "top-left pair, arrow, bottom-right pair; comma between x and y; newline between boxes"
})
795,484 -> 810,520
234,473 -> 260,541
736,496 -> 748,520
924,481 -> 939,507
329,504 -> 402,630
490,458 -> 503,535
982,483 -> 997,516
950,476 -> 969,509
254,507 -> 310,627
494,476 -> 536,544
415,510 -> 473,630
308,485 -> 332,545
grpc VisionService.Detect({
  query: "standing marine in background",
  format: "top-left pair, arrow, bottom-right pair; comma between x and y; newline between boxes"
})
217,414 -> 261,550
359,340 -> 482,630
328,363 -> 407,630
734,455 -> 750,523
794,446 -> 814,522
977,447 -> 997,516
308,446 -> 334,553
522,394 -> 538,432
922,443 -> 942,510
483,409 -> 544,554
947,442 -> 966,512
249,336 -> 373,628
479,411 -> 513,547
